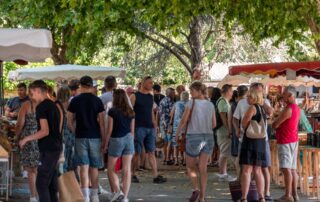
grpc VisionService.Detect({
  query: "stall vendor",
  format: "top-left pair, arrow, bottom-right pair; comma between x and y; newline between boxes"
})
5,83 -> 29,120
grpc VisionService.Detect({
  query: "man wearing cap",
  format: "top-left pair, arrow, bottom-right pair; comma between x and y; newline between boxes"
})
67,76 -> 106,202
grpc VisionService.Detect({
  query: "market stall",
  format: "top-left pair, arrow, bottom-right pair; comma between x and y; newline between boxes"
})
8,64 -> 125,81
229,61 -> 320,199
0,28 -> 52,200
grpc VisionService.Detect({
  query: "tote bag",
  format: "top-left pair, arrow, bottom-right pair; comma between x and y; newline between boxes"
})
58,171 -> 84,202
246,105 -> 267,139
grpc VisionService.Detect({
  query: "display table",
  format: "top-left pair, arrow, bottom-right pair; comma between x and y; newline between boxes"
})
298,146 -> 320,199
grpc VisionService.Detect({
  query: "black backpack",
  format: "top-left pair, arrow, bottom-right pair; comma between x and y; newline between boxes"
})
214,97 -> 225,130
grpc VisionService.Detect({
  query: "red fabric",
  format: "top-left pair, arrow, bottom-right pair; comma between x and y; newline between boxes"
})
115,157 -> 122,172
276,103 -> 300,144
229,61 -> 320,78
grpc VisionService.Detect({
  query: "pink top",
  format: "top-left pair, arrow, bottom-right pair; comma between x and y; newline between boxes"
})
276,103 -> 300,144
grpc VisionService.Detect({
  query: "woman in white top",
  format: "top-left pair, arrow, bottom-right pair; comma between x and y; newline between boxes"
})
176,81 -> 216,202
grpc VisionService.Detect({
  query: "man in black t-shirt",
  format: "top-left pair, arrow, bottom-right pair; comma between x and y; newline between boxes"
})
153,84 -> 165,107
19,80 -> 62,202
67,76 -> 105,202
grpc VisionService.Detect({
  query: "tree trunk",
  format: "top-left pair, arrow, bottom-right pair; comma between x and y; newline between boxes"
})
188,16 -> 204,75
51,40 -> 69,65
306,1 -> 320,55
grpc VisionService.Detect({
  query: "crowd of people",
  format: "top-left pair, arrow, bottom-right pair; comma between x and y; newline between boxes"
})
4,69 -> 302,202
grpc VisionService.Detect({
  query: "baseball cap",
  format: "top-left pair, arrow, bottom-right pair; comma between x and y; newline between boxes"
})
80,76 -> 93,87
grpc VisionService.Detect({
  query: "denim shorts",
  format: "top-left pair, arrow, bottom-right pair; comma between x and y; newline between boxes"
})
186,134 -> 214,157
134,127 -> 156,154
108,133 -> 134,157
74,138 -> 103,168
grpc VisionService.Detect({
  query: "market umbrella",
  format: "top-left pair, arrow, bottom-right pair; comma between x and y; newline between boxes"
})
229,61 -> 320,79
260,76 -> 320,87
217,75 -> 250,88
0,28 -> 52,114
9,64 -> 125,81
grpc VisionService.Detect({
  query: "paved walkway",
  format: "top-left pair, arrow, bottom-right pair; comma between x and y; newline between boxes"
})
9,166 -> 318,202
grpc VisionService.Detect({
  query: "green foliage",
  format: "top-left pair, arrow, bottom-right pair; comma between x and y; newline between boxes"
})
0,0 -> 109,64
218,0 -> 320,57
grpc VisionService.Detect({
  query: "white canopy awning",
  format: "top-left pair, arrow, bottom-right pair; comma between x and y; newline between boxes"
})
217,75 -> 250,88
9,64 -> 125,81
0,28 -> 52,62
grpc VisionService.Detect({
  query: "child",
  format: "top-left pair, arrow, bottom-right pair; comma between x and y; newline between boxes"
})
106,89 -> 135,202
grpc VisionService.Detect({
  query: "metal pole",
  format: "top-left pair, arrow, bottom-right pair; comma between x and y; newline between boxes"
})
0,62 -> 4,115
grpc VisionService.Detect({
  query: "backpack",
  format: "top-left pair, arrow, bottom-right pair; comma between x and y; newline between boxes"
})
214,97 -> 225,130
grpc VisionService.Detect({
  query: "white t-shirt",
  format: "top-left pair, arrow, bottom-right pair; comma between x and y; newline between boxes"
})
186,99 -> 215,134
100,91 -> 113,110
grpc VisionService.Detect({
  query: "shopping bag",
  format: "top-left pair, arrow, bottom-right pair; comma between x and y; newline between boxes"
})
229,180 -> 259,202
58,171 -> 84,202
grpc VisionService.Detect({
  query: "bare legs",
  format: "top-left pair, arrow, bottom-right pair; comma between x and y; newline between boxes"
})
186,153 -> 210,201
241,165 -> 265,200
281,168 -> 298,198
108,155 -> 133,198
25,167 -> 37,198
262,167 -> 271,196
132,152 -> 158,177
219,155 -> 228,175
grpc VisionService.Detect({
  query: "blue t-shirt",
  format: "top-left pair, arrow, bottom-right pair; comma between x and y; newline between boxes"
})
6,96 -> 29,117
68,93 -> 104,139
108,108 -> 134,138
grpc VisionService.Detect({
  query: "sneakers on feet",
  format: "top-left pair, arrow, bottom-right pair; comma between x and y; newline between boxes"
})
121,198 -> 129,202
132,175 -> 140,183
216,173 -> 237,182
189,190 -> 200,202
110,191 -> 125,202
90,195 -> 99,202
265,195 -> 273,201
30,197 -> 37,202
153,175 -> 167,183
274,195 -> 294,202
293,195 -> 300,202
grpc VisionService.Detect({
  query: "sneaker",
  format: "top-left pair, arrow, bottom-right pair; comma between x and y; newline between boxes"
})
30,197 -> 37,202
110,191 -> 125,202
90,195 -> 99,202
132,175 -> 140,183
153,175 -> 167,183
265,195 -> 273,201
121,198 -> 129,202
217,174 -> 236,182
22,170 -> 28,179
189,190 -> 200,202
274,195 -> 294,202
293,195 -> 300,202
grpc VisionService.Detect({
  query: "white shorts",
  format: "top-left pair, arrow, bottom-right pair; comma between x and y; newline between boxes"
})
278,142 -> 298,169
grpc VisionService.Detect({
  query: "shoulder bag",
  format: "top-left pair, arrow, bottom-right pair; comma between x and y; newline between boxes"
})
246,105 -> 267,139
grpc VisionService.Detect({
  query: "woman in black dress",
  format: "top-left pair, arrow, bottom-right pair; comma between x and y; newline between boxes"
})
240,89 -> 267,202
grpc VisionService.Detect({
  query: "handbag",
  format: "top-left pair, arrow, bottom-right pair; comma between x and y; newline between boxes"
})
246,105 -> 267,139
229,180 -> 259,202
58,171 -> 84,202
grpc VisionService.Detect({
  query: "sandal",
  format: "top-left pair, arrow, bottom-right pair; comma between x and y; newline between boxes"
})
241,199 -> 247,202
265,195 -> 273,201
259,198 -> 265,202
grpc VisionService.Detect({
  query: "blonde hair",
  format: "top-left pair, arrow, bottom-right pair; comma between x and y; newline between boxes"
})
247,89 -> 264,105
